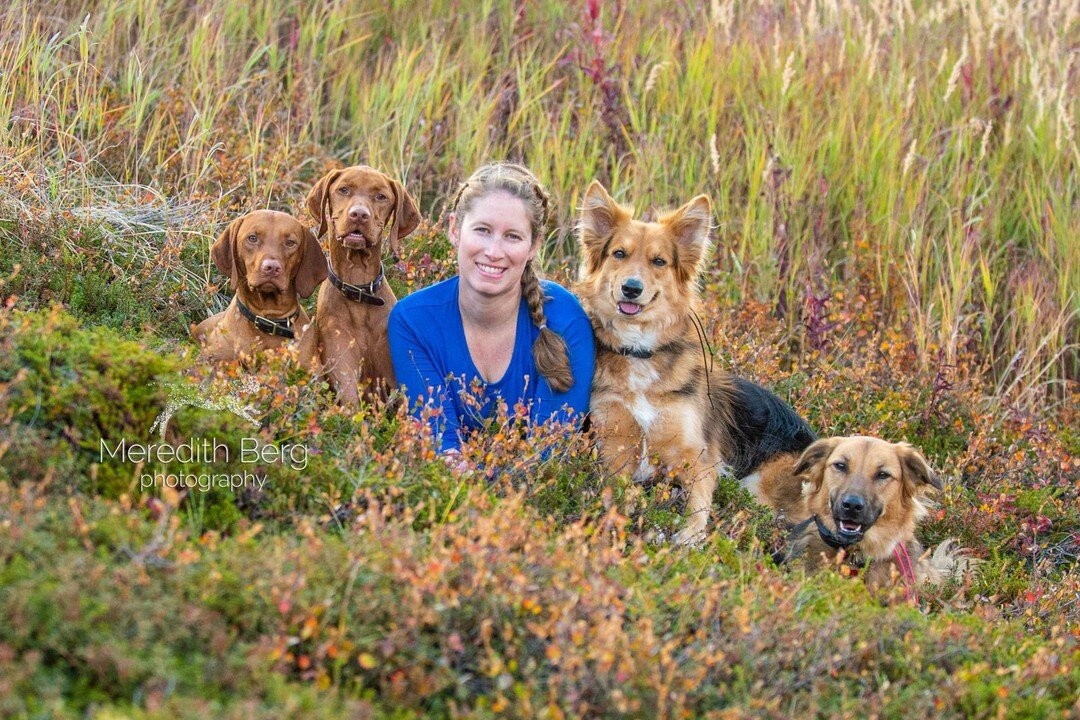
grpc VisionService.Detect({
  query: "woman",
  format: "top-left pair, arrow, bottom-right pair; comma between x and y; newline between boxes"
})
387,163 -> 594,461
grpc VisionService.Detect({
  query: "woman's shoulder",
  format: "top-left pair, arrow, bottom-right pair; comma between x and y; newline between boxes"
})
538,280 -> 591,330
537,279 -> 578,305
392,276 -> 459,318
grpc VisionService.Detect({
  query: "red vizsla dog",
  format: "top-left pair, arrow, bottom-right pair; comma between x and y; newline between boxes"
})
194,210 -> 326,366
306,165 -> 421,406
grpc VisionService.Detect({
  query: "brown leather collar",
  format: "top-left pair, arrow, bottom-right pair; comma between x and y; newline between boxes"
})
328,261 -> 385,306
236,299 -> 299,339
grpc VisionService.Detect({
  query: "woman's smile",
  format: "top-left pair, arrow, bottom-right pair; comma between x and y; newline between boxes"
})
476,261 -> 507,278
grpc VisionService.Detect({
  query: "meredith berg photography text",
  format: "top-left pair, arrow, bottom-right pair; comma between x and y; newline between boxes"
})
99,437 -> 308,492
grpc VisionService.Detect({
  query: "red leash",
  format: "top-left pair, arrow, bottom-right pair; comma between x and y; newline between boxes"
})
893,542 -> 919,603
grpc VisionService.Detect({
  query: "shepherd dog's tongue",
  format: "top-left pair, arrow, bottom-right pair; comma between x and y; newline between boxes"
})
618,302 -> 642,315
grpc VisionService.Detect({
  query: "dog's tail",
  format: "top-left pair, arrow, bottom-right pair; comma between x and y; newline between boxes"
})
915,539 -> 981,586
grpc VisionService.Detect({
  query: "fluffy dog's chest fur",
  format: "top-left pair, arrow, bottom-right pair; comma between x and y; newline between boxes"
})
592,340 -> 708,425
589,318 -> 720,475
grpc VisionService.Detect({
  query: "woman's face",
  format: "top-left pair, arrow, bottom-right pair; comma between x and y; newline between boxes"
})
450,190 -> 536,301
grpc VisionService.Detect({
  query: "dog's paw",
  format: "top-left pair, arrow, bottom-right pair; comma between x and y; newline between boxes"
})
673,524 -> 707,547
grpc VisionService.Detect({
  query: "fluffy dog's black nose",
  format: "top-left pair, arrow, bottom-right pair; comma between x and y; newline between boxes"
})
840,494 -> 865,514
621,278 -> 643,299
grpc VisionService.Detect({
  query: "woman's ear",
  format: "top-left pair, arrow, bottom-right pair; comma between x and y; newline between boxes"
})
448,213 -> 460,247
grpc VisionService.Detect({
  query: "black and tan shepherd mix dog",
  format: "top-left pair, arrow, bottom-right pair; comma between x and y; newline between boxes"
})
575,180 -> 816,545
753,435 -> 975,590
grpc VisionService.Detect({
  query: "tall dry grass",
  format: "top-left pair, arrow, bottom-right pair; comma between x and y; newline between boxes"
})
0,0 -> 1076,405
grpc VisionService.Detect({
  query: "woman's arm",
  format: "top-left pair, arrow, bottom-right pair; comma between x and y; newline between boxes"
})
387,306 -> 462,453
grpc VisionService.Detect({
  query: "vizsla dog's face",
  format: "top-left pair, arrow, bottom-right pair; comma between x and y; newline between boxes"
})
794,436 -> 942,552
211,210 -> 326,298
576,180 -> 712,335
305,166 -> 420,258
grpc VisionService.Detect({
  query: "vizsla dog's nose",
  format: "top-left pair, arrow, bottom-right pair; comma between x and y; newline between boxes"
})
261,258 -> 283,276
621,278 -> 644,299
349,205 -> 371,223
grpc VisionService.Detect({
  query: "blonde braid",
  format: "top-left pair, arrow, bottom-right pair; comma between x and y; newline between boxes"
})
521,261 -> 574,392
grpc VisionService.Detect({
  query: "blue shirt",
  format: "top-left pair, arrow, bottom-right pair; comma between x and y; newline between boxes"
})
387,276 -> 594,452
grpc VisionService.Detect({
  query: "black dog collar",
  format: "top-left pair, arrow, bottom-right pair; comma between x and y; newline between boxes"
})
813,514 -> 862,549
236,299 -> 298,339
328,261 -> 385,306
595,337 -> 682,360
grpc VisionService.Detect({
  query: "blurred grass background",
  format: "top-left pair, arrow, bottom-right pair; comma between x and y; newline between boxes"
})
0,0 -> 1076,405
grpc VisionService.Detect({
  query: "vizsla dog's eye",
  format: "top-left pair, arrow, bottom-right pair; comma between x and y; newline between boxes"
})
285,237 -> 298,248
246,233 -> 258,244
875,470 -> 891,481
652,256 -> 667,267
612,249 -> 626,259
832,461 -> 848,473
337,186 -> 350,195
375,193 -> 388,202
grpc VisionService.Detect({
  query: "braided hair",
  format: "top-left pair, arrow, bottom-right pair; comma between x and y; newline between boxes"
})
449,163 -> 574,393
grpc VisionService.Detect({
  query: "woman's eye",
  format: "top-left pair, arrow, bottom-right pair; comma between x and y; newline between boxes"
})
612,249 -> 626,259
652,257 -> 667,266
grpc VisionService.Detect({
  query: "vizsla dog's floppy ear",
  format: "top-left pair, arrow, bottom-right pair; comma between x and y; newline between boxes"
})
211,216 -> 246,291
662,194 -> 713,284
896,442 -> 943,491
305,169 -> 342,239
793,437 -> 841,489
387,177 -> 421,260
578,180 -> 628,274
295,226 -> 328,298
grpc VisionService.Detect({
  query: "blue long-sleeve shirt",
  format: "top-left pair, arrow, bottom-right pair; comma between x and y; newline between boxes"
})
387,276 -> 594,452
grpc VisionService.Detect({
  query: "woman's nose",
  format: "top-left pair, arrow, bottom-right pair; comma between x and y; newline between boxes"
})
483,237 -> 507,258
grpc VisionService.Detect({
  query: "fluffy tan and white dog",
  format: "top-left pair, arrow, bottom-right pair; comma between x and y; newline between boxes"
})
575,181 -> 816,545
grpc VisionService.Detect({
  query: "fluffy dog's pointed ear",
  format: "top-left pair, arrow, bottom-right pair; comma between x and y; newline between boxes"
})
388,177 -> 420,261
305,169 -> 342,239
578,180 -> 629,273
295,226 -> 327,298
662,194 -> 713,282
793,437 -> 840,488
211,217 -> 245,291
897,442 -> 942,491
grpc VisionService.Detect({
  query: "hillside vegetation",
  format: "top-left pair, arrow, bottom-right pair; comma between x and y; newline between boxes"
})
0,1 -> 1077,717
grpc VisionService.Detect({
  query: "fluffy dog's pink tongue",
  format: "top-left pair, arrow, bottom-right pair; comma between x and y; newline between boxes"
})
618,302 -> 642,315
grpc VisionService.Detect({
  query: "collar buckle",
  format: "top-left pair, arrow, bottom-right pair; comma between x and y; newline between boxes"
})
329,261 -> 386,306
236,300 -> 298,339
